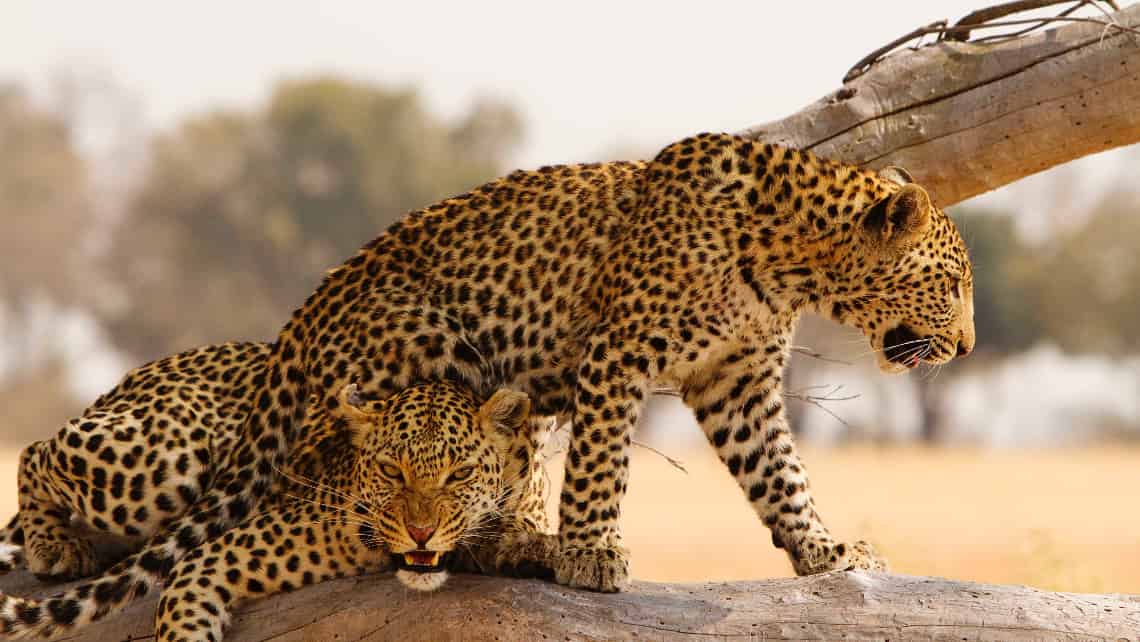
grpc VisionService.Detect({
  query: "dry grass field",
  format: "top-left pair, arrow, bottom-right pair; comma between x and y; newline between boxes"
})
0,445 -> 1136,594
577,444 -> 1140,594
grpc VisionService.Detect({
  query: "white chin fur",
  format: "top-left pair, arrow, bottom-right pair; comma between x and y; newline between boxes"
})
396,568 -> 449,592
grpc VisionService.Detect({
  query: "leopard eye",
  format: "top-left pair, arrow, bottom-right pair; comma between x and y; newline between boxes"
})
379,463 -> 403,481
446,466 -> 476,484
949,277 -> 962,300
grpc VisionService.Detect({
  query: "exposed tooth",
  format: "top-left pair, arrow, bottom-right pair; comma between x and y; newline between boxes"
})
403,552 -> 441,567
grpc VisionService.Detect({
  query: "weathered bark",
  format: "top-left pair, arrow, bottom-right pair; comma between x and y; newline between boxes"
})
740,4 -> 1140,207
5,570 -> 1136,641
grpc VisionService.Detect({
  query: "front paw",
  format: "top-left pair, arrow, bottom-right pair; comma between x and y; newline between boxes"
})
27,537 -> 99,580
495,531 -> 558,580
554,544 -> 630,593
0,544 -> 24,574
841,540 -> 887,571
795,539 -> 887,575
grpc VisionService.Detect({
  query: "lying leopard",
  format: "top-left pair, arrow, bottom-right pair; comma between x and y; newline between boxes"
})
0,344 -> 555,640
149,132 -> 973,593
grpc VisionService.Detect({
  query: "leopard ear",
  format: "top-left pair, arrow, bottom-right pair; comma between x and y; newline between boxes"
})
478,389 -> 531,444
878,165 -> 914,187
335,384 -> 385,446
336,383 -> 368,418
862,183 -> 932,253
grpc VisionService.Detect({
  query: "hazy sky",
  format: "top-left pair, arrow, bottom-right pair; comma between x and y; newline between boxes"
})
4,0 -> 1136,212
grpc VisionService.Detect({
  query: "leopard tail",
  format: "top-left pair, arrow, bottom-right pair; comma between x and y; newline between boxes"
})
0,514 -> 24,575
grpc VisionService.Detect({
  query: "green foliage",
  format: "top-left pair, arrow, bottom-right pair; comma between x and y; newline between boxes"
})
97,77 -> 523,361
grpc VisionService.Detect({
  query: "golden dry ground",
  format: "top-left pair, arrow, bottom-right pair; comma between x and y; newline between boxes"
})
0,445 -> 1136,594
559,444 -> 1140,594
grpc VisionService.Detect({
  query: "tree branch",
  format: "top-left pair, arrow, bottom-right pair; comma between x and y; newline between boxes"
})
11,571 -> 1136,641
740,2 -> 1140,207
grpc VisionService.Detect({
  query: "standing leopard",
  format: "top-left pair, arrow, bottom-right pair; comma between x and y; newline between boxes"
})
23,131 -> 975,596
0,345 -> 555,639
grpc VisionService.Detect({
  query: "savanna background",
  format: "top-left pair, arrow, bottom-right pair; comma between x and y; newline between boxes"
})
3,1 -> 1139,594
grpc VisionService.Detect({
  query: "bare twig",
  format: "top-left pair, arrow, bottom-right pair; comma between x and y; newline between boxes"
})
790,345 -> 853,366
843,20 -> 949,84
966,1 -> 1089,43
843,1 -> 1133,82
631,439 -> 688,474
653,380 -> 858,429
948,0 -> 1090,40
785,384 -> 859,428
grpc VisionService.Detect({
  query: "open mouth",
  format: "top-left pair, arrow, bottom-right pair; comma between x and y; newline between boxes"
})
393,550 -> 449,574
883,325 -> 927,368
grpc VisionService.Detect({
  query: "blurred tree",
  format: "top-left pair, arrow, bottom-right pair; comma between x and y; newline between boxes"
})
49,64 -> 148,212
96,77 -> 523,361
0,359 -> 80,447
0,85 -> 102,439
0,86 -> 98,369
1021,194 -> 1140,355
0,85 -> 94,304
952,209 -> 1043,356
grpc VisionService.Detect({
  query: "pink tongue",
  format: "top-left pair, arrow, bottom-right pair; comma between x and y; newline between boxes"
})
410,552 -> 435,565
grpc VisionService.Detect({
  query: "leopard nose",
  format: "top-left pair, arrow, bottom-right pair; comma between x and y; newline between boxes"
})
406,524 -> 435,546
956,340 -> 971,357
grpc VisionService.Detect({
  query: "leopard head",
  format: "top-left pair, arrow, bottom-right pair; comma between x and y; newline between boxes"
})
826,167 -> 976,373
334,382 -> 532,591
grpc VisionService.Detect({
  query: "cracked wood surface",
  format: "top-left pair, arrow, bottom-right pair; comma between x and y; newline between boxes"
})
740,3 -> 1140,207
3,570 -> 1136,641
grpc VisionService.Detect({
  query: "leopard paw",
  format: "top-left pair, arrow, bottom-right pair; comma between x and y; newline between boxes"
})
554,544 -> 630,593
841,540 -> 887,572
495,531 -> 558,580
27,536 -> 99,580
0,544 -> 23,574
795,539 -> 887,575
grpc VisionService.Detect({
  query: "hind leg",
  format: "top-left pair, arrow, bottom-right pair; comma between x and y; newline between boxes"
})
17,444 -> 99,580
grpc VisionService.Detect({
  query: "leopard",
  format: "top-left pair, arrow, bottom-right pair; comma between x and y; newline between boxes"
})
17,131 -> 976,598
0,344 -> 555,640
0,517 -> 24,577
6,343 -> 269,584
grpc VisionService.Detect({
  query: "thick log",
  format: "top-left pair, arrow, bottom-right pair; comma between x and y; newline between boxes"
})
740,4 -> 1140,207
4,570 -> 1137,641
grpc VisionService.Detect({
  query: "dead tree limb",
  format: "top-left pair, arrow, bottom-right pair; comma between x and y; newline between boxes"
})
740,2 -> 1140,207
8,571 -> 1138,641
